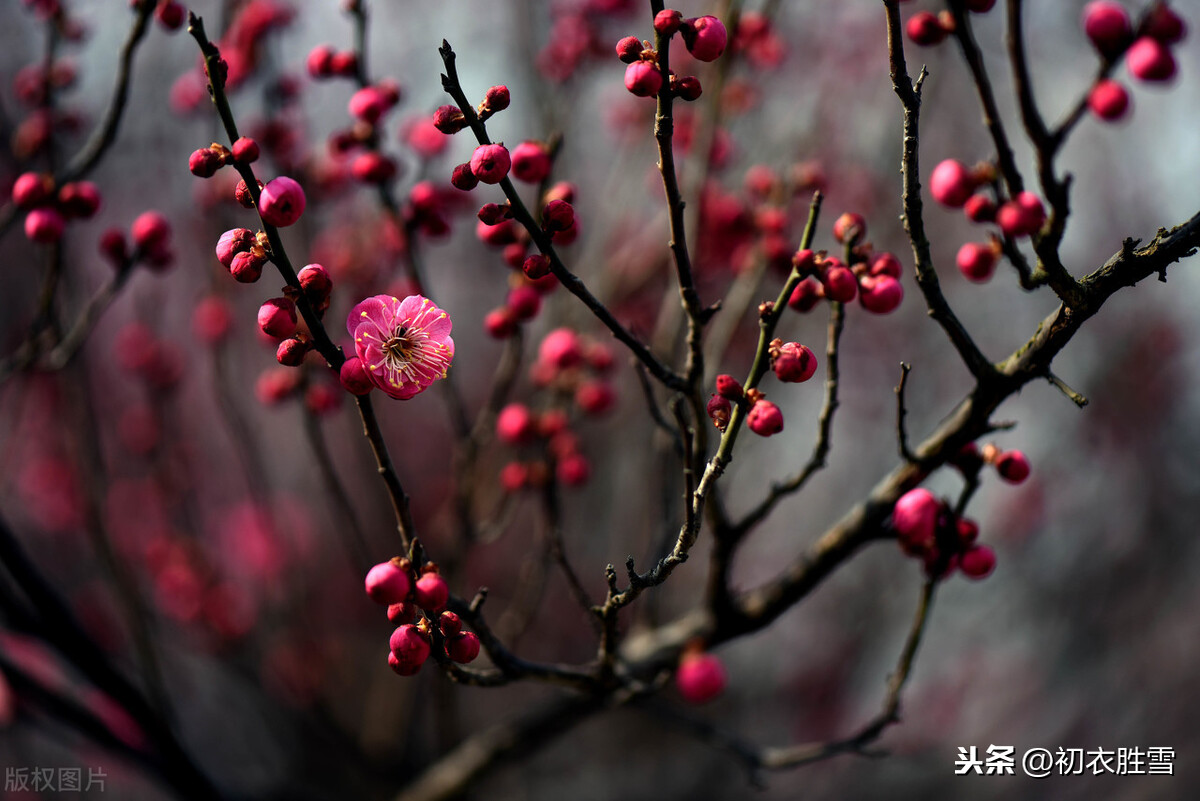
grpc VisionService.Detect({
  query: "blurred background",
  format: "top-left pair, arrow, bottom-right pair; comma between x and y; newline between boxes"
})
1,1 -> 1198,799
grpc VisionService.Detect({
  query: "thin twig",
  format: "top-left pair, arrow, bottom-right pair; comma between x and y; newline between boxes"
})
884,3 -> 994,379
438,41 -> 687,393
895,362 -> 917,463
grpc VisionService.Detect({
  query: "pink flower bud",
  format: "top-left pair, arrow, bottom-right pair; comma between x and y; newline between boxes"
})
499,461 -> 529,492
413,572 -> 449,612
433,105 -> 467,134
956,241 -> 999,282
1088,79 -> 1130,121
388,602 -> 418,624
539,328 -> 583,368
616,35 -> 643,63
706,393 -> 732,430
557,453 -> 591,486
715,374 -> 743,399
215,228 -> 254,267
506,285 -> 541,321
131,211 -> 171,251
306,383 -> 342,415
58,181 -> 101,218
1125,36 -> 1176,82
330,51 -> 359,78
469,144 -> 511,184
892,488 -> 940,554
929,159 -> 977,208
477,202 -> 509,225
995,191 -> 1045,238
484,307 -> 518,339
366,561 -> 412,605
747,399 -> 783,436
1143,3 -> 1186,45
450,162 -> 479,191
189,148 -> 224,178
348,86 -> 390,124
193,296 -> 233,345
255,367 -> 301,404
483,85 -> 510,113
232,136 -> 259,164
676,651 -> 727,704
258,176 -> 306,227
675,75 -> 702,101
24,208 -> 64,243
655,9 -> 683,36
99,228 -> 128,265
994,450 -> 1030,483
906,11 -> 948,46
624,61 -> 663,97
155,0 -> 185,30
821,264 -> 858,303
772,342 -> 818,383
957,518 -> 980,547
307,44 -> 336,78
832,212 -> 866,245
496,403 -> 537,444
523,254 -> 551,279
12,172 -> 54,208
963,193 -> 997,223
276,337 -> 310,366
576,380 -> 616,416
229,250 -> 264,283
257,297 -> 297,339
959,544 -> 996,579
298,263 -> 332,309
681,16 -> 727,62
340,356 -> 374,395
858,274 -> 903,314
389,624 -> 430,675
235,179 -> 260,209
446,631 -> 480,664
542,199 -> 575,232
870,252 -> 903,279
511,141 -> 552,183
439,611 -> 463,637
1082,1 -> 1132,59
351,152 -> 398,184
788,276 -> 824,313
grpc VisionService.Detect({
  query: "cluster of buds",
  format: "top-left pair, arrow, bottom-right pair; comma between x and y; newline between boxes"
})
891,488 -> 996,581
98,211 -> 175,272
707,375 -> 788,438
364,559 -> 479,676
953,442 -> 1032,485
12,172 -> 101,245
930,159 -> 1046,273
616,12 -> 725,100
189,137 -> 260,178
495,403 -> 591,490
904,1 -> 996,48
259,263 -> 332,368
306,44 -> 360,80
494,329 -> 616,490
327,81 -> 404,185
788,245 -> 905,316
1083,2 -> 1186,119
216,227 -> 270,283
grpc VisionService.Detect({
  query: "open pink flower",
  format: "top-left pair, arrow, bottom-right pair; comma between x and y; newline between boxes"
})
347,294 -> 454,399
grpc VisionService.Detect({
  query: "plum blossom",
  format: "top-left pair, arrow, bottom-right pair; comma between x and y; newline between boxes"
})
347,294 -> 454,399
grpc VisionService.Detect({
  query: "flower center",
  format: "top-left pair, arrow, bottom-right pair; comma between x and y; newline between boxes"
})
381,327 -> 413,367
